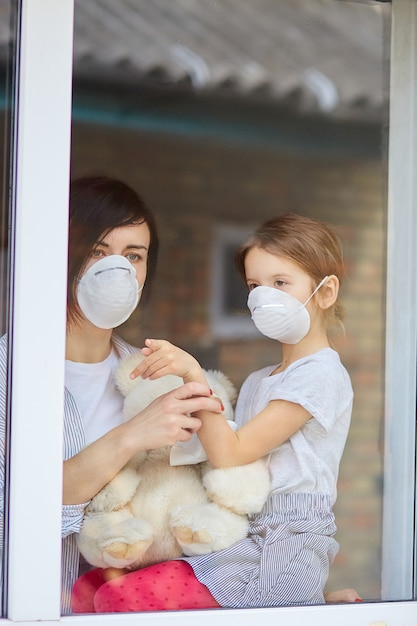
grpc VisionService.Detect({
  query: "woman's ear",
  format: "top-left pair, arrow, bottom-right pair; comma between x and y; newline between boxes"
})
317,275 -> 339,310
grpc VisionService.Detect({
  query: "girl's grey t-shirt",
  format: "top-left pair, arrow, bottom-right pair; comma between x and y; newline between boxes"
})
234,347 -> 353,504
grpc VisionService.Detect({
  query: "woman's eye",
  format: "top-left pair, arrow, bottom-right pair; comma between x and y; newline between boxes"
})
91,249 -> 104,258
126,252 -> 141,262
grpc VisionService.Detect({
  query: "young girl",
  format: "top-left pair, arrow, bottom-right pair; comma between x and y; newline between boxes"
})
73,213 -> 359,611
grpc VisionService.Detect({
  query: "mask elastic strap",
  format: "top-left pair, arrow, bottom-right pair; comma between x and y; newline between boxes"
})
303,275 -> 329,307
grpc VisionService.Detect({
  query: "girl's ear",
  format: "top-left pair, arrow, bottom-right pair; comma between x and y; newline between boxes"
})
317,275 -> 339,310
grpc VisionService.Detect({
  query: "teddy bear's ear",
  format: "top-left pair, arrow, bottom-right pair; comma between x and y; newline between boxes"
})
204,370 -> 237,421
115,352 -> 145,397
205,370 -> 237,405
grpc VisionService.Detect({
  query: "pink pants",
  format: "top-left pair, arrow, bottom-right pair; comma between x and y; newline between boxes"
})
71,561 -> 220,613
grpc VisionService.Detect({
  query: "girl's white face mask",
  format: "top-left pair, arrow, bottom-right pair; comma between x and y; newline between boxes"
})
77,255 -> 142,329
247,277 -> 328,344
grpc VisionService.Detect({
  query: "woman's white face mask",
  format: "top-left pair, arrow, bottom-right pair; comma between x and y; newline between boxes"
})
77,255 -> 142,329
247,277 -> 329,344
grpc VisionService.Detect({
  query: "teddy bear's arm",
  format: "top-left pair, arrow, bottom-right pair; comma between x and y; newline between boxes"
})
87,455 -> 144,513
202,458 -> 271,515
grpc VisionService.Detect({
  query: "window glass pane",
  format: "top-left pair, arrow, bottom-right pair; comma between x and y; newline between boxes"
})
70,0 -> 389,614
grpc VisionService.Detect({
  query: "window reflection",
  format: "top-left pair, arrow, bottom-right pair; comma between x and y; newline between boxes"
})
0,0 -> 13,336
0,0 -> 15,616
71,0 -> 389,607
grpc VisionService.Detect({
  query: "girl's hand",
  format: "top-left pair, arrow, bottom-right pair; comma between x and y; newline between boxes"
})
130,338 -> 206,385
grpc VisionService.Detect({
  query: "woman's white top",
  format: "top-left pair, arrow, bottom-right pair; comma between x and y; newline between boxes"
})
65,349 -> 123,446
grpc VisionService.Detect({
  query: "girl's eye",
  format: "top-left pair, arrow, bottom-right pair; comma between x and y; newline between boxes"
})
274,279 -> 287,288
247,283 -> 259,291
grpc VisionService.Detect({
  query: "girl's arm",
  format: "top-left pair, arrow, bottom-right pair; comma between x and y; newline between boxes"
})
136,339 -> 311,468
195,399 -> 311,468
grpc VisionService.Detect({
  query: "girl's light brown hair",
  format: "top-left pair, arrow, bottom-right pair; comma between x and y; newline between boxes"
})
235,213 -> 346,328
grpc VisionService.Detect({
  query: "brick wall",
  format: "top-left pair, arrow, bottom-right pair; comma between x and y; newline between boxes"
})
71,118 -> 385,599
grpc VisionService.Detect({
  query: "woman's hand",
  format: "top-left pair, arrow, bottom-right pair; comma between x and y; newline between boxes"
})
63,381 -> 221,505
130,338 -> 206,385
124,381 -> 221,450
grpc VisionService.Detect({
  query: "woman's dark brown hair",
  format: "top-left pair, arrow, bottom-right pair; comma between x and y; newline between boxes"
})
67,175 -> 159,325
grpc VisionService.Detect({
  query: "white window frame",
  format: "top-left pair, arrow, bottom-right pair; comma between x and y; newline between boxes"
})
2,0 -> 417,623
381,0 -> 417,602
3,0 -> 73,621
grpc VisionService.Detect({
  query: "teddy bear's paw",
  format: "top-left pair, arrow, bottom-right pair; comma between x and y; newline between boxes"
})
102,537 -> 153,568
203,459 -> 271,515
172,526 -> 212,546
170,502 -> 249,556
77,510 -> 155,569
99,517 -> 155,568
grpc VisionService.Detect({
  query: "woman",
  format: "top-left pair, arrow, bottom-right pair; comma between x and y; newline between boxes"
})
0,175 -> 223,614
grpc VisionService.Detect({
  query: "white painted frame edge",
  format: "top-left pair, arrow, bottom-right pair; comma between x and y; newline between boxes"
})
2,0 -> 417,623
4,0 -> 73,621
381,0 -> 417,602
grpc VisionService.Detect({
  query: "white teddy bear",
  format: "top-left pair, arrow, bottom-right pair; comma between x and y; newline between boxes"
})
76,352 -> 271,571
